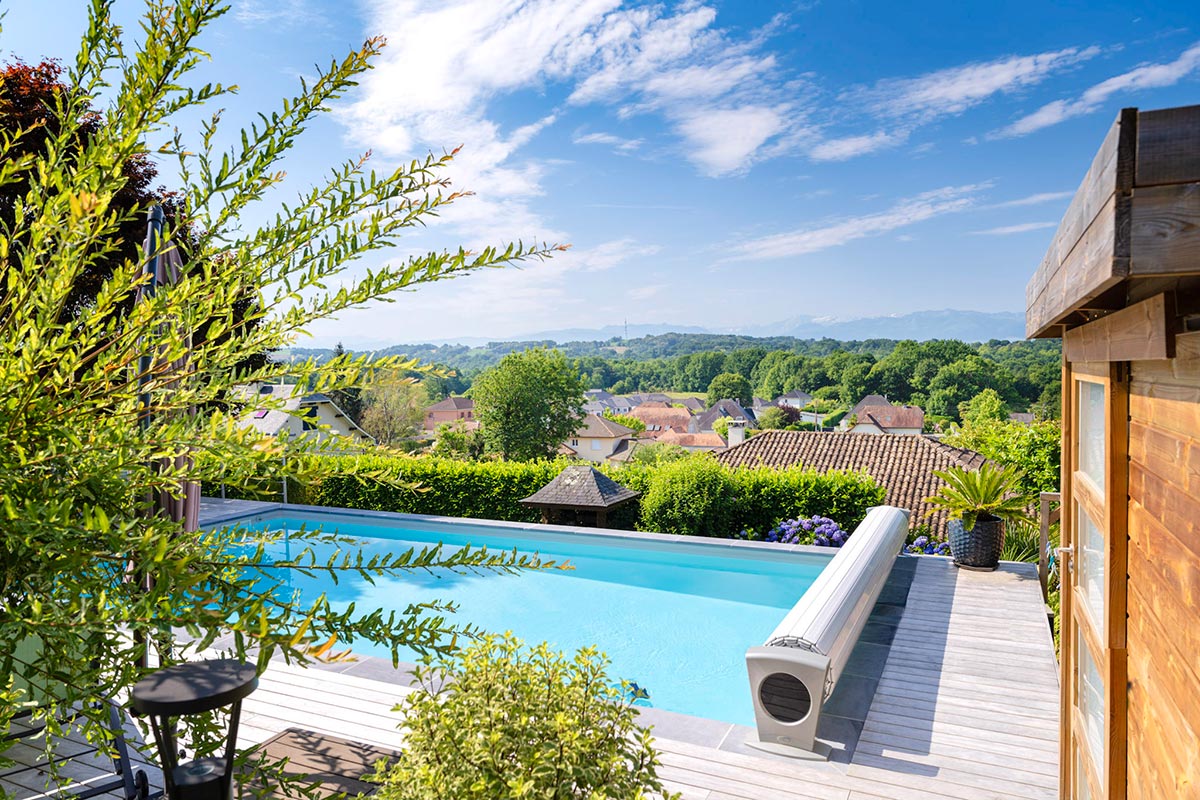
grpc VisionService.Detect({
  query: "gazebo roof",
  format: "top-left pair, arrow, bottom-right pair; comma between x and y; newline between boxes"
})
520,465 -> 640,510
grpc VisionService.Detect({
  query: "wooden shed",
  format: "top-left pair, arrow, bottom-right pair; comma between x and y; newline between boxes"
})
519,465 -> 639,528
1026,104 -> 1200,800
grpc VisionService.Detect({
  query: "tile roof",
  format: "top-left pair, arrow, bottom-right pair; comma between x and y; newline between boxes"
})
520,465 -> 640,509
695,399 -> 753,432
658,430 -> 728,449
605,438 -> 641,463
426,396 -> 474,412
574,413 -> 636,438
858,404 -> 925,431
716,430 -> 987,535
234,384 -> 301,435
233,384 -> 373,442
627,393 -> 673,406
629,405 -> 692,436
852,394 -> 892,416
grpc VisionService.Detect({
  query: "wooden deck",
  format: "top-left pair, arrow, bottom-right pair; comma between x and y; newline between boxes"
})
2,557 -> 1059,800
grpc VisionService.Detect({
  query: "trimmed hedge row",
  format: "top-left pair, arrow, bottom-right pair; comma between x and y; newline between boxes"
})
300,454 -> 885,539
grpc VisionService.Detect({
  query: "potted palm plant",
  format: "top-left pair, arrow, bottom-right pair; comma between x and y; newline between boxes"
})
925,462 -> 1032,571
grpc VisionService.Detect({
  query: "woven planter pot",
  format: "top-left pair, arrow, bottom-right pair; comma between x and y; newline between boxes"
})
947,515 -> 1005,571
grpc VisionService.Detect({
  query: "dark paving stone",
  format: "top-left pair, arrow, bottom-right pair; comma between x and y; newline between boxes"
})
822,674 -> 877,723
841,641 -> 891,681
868,602 -> 906,621
815,715 -> 864,765
637,707 -> 733,748
857,620 -> 899,646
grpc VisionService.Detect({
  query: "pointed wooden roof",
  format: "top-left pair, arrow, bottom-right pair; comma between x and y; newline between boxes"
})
520,465 -> 640,510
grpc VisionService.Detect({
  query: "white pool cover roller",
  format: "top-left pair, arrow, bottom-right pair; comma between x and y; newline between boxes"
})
746,505 -> 910,754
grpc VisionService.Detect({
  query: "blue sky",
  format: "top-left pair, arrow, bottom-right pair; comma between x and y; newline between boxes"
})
5,1 -> 1200,346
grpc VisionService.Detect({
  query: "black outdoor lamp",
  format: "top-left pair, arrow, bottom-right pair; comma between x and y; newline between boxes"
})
130,659 -> 259,800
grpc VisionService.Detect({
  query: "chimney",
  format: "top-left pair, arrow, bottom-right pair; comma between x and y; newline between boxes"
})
726,419 -> 747,447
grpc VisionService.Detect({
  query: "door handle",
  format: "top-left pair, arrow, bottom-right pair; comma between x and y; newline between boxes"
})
1055,545 -> 1074,571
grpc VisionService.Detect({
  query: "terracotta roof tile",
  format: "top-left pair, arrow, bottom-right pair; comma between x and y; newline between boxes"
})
716,430 -> 987,535
858,404 -> 925,430
426,396 -> 474,412
630,405 -> 692,435
852,394 -> 892,415
658,430 -> 727,449
574,413 -> 636,438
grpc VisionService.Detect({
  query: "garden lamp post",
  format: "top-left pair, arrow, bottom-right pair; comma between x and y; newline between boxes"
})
130,659 -> 258,800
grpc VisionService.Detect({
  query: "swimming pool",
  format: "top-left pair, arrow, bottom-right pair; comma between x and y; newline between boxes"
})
230,508 -> 833,726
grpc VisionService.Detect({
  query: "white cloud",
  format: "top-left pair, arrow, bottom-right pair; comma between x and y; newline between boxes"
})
573,131 -> 643,152
807,46 -> 1098,161
994,41 -> 1200,137
989,191 -> 1074,208
341,0 -> 800,252
856,47 -> 1100,117
629,284 -> 667,301
675,106 -> 788,176
970,222 -> 1058,235
810,130 -> 906,161
726,184 -> 986,261
305,237 -> 662,345
235,0 -> 325,25
558,238 -> 661,271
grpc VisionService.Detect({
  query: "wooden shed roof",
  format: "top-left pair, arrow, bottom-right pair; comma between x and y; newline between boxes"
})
1026,104 -> 1200,345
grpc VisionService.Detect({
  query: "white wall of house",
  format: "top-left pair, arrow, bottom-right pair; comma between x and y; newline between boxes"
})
847,421 -> 922,436
304,401 -> 372,443
566,435 -> 624,463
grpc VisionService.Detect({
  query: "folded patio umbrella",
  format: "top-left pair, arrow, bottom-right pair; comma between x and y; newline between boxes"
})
138,205 -> 199,533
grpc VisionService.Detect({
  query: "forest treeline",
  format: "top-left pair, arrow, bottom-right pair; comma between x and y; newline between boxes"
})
296,334 -> 1062,423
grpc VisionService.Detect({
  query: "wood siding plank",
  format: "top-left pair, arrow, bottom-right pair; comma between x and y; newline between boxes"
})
1027,110 -> 1134,338
1135,105 -> 1200,187
1124,354 -> 1200,799
1130,183 -> 1200,276
1063,293 -> 1176,362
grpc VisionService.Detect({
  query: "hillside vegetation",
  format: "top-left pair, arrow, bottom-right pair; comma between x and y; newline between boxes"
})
292,334 -> 1062,423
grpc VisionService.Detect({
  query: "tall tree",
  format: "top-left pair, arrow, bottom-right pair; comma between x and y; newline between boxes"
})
472,348 -> 585,460
360,374 -> 428,446
706,372 -> 752,407
328,342 -> 364,424
0,57 -> 270,376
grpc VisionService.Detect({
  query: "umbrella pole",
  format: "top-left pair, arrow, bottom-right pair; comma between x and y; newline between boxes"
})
135,206 -> 165,669
137,206 -> 164,437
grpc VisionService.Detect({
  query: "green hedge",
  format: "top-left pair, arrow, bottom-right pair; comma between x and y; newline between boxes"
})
297,454 -> 884,538
311,457 -> 563,522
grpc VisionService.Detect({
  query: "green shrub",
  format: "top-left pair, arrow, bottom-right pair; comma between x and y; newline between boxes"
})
294,453 -> 883,539
371,633 -> 680,800
821,409 -> 848,428
730,466 -> 883,534
942,418 -> 1061,495
638,456 -> 740,537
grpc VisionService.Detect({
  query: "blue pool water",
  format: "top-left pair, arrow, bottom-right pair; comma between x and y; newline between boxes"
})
239,512 -> 831,726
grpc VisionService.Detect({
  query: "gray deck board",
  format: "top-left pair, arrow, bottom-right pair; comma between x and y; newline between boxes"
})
2,557 -> 1058,799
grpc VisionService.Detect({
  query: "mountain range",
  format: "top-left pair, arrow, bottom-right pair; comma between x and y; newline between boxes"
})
389,310 -> 1026,348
